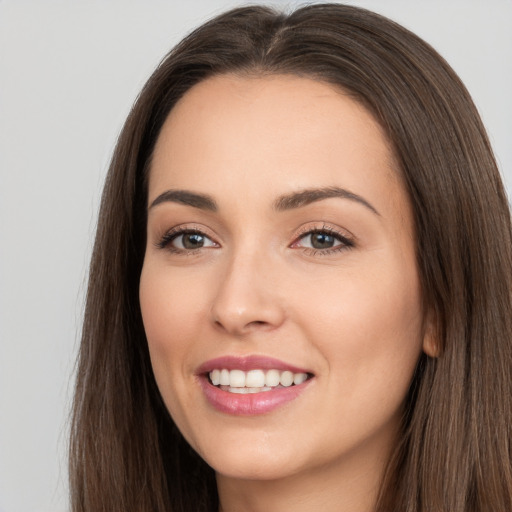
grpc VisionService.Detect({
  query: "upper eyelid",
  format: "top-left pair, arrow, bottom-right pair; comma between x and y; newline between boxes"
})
294,223 -> 354,240
161,224 -> 217,239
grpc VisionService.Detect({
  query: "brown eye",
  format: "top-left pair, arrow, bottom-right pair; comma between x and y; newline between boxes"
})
291,227 -> 355,254
309,233 -> 337,249
178,233 -> 206,249
159,230 -> 218,251
298,231 -> 343,250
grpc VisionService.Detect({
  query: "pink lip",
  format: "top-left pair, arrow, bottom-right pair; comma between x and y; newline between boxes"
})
196,355 -> 310,374
196,355 -> 314,416
198,376 -> 312,415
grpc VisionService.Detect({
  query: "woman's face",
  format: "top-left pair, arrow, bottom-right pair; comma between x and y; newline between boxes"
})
140,74 -> 432,484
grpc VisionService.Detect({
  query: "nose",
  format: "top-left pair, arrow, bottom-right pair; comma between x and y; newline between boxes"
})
210,250 -> 286,336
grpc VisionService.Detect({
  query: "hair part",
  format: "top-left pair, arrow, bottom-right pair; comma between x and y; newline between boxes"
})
70,4 -> 512,511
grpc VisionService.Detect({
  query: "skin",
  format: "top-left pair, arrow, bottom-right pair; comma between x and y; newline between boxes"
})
139,74 -> 435,512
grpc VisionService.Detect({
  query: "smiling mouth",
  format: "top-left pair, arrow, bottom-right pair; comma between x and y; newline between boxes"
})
208,368 -> 312,394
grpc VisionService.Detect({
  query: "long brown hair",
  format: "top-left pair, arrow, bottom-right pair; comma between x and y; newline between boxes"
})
70,4 -> 512,511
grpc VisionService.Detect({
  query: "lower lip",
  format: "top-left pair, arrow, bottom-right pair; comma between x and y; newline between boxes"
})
198,376 -> 312,416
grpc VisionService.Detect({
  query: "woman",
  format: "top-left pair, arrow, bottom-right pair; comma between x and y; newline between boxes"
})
70,4 -> 512,511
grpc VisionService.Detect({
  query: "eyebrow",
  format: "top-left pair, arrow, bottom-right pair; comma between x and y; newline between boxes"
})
148,186 -> 379,216
274,186 -> 380,215
149,189 -> 218,211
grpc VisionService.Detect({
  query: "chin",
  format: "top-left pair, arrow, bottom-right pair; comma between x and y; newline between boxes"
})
197,438 -> 304,481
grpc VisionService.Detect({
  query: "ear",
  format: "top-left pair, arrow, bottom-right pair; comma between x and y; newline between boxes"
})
422,309 -> 440,358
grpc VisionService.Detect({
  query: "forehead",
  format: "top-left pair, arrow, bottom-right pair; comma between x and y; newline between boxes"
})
149,74 -> 407,223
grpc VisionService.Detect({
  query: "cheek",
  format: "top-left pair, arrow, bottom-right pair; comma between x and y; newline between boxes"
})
139,262 -> 209,405
297,269 -> 423,449
296,261 -> 423,396
299,261 -> 422,334
139,263 -> 210,437
140,263 -> 207,351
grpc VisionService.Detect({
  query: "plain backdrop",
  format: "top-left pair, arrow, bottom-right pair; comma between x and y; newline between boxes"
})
0,1 -> 511,511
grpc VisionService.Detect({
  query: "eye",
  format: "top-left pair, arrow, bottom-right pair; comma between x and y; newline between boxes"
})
157,228 -> 218,252
300,232 -> 342,250
291,226 -> 354,254
172,231 -> 215,250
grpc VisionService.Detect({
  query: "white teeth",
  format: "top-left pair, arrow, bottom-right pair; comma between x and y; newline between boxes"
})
220,386 -> 273,394
210,369 -> 220,386
265,369 -> 280,387
280,371 -> 294,387
209,369 -> 309,390
293,372 -> 308,385
229,369 -> 246,388
245,369 -> 265,387
229,387 -> 248,394
219,369 -> 230,386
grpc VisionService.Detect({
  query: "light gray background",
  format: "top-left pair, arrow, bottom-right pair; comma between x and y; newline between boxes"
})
1,1 -> 511,511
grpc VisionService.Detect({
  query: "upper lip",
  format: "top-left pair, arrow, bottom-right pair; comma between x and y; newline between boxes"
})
196,355 -> 312,375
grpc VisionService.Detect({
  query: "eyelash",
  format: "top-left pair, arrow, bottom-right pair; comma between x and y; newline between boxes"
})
156,223 -> 355,256
155,225 -> 215,254
291,224 -> 355,256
